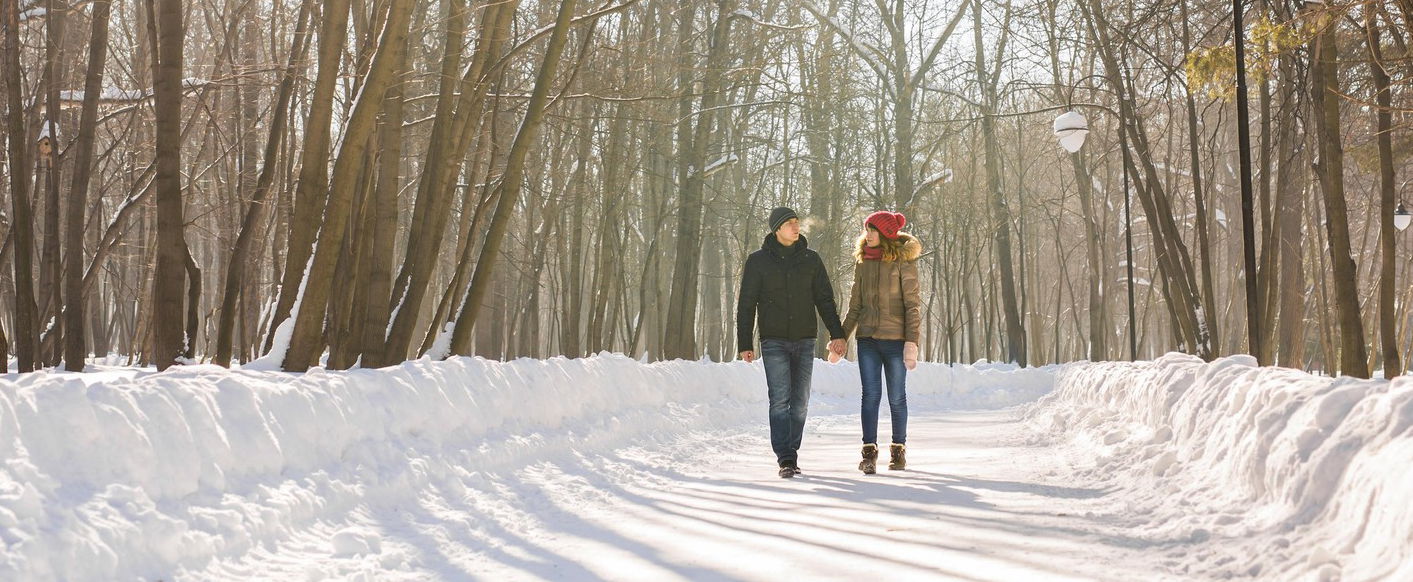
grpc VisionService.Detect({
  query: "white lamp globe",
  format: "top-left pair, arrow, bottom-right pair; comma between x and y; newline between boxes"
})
1395,202 -> 1411,232
1053,111 -> 1089,154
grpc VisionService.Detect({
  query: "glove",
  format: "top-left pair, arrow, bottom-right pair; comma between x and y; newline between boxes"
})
904,341 -> 918,370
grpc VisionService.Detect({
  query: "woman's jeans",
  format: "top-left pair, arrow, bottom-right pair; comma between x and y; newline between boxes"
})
761,338 -> 815,466
857,337 -> 907,444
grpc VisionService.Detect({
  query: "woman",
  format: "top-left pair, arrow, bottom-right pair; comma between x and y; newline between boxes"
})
836,210 -> 921,474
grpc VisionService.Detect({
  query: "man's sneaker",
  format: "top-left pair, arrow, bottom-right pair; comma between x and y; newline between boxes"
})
859,443 -> 878,474
779,460 -> 798,478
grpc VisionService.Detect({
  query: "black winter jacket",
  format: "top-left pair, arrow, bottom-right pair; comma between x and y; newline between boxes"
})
736,233 -> 845,353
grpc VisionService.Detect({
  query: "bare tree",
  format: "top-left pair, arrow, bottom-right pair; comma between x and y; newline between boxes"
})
213,1 -> 310,367
1369,6 -> 1398,377
284,0 -> 415,372
973,0 -> 1025,365
146,0 -> 190,370
265,0 -> 351,355
2,0 -> 38,372
663,0 -> 734,361
62,0 -> 113,371
1308,4 -> 1368,378
450,0 -> 584,355
382,0 -> 518,365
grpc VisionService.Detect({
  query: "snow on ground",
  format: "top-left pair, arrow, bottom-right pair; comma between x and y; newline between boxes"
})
1024,353 -> 1413,581
0,353 -> 1408,580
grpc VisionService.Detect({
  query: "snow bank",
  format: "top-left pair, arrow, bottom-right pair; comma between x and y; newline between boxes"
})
1027,353 -> 1413,581
0,354 -> 1049,580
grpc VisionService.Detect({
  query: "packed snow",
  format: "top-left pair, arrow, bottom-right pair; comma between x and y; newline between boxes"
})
1025,353 -> 1413,581
0,352 -> 1407,580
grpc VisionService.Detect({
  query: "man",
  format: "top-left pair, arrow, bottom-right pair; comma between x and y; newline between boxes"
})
737,206 -> 847,478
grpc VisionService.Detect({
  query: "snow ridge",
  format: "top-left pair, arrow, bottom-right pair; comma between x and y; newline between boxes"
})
1028,353 -> 1413,581
0,355 -> 1048,579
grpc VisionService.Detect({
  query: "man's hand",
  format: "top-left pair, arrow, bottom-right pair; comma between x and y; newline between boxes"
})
740,350 -> 755,363
827,339 -> 846,356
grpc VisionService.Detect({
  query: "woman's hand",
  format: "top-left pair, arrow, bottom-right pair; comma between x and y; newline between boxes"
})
904,342 -> 918,370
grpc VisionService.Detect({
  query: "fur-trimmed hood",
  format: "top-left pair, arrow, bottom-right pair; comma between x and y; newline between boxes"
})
853,232 -> 923,263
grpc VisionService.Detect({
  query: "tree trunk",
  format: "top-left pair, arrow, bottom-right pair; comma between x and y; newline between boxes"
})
886,0 -> 915,211
325,150 -> 375,370
1179,0 -> 1220,358
283,0 -> 414,371
1369,10 -> 1399,377
183,246 -> 200,359
1309,9 -> 1368,378
1083,0 -> 1209,360
799,3 -> 842,357
1274,50 -> 1307,369
381,0 -> 473,363
561,120 -> 592,358
38,0 -> 65,367
450,0 -> 582,356
664,0 -> 732,360
587,106 -> 628,354
418,126 -> 497,357
356,45 -> 406,366
381,0 -> 517,365
62,0 -> 113,370
147,0 -> 188,370
265,0 -> 351,354
1044,13 -> 1107,362
974,0 -> 1024,365
214,0 -> 310,367
1254,0 -> 1278,362
3,0 -> 38,372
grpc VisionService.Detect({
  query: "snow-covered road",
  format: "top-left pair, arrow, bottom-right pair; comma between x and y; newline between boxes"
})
189,410 -> 1160,581
431,411 -> 1160,582
3,354 -> 1409,580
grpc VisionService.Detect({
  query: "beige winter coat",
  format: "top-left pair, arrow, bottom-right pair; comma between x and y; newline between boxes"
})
841,234 -> 922,344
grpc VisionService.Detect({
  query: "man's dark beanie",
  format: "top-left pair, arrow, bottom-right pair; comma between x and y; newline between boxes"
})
768,207 -> 798,232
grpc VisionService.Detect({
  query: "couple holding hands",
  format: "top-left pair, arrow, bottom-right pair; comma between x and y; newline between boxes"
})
737,206 -> 922,479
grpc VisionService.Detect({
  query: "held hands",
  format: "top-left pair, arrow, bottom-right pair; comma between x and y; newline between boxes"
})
904,341 -> 919,370
740,350 -> 755,363
827,339 -> 847,358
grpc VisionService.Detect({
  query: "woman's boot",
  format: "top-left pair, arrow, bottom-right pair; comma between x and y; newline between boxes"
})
859,444 -> 878,474
889,443 -> 906,470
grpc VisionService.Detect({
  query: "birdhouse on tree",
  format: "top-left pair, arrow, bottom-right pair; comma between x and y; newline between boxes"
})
36,121 -> 56,164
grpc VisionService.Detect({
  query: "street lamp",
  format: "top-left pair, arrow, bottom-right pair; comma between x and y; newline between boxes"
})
1055,107 -> 1137,362
1053,111 -> 1089,154
1233,0 -> 1262,361
1395,202 -> 1411,232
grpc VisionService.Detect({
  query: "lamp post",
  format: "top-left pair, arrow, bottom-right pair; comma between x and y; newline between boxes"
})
1395,201 -> 1409,377
1054,109 -> 1137,361
1233,0 -> 1261,361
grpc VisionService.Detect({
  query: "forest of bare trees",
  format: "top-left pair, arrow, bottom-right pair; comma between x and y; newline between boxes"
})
0,0 -> 1408,377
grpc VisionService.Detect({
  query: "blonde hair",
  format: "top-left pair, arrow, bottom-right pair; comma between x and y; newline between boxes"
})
853,230 -> 911,263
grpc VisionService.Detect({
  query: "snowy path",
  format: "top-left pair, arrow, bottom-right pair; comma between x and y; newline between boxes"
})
454,411 -> 1160,582
205,411 -> 1166,581
7,355 -> 1409,580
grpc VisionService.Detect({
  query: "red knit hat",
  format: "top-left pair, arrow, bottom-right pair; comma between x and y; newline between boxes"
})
865,211 -> 906,239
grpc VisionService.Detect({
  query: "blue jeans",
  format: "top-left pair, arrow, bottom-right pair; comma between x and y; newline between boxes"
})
761,338 -> 815,465
857,337 -> 907,444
